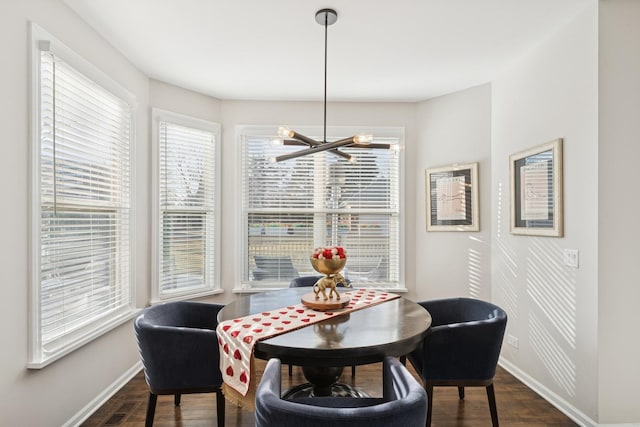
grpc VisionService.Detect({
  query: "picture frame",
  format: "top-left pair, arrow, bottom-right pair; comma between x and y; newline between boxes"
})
510,138 -> 563,237
425,162 -> 479,231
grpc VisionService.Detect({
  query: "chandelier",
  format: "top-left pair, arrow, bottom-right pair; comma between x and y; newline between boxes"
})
274,8 -> 390,163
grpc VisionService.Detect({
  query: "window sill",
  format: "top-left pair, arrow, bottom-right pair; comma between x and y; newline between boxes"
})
151,288 -> 224,304
28,308 -> 139,369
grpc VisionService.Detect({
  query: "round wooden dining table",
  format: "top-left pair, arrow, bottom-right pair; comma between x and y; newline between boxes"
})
218,287 -> 432,396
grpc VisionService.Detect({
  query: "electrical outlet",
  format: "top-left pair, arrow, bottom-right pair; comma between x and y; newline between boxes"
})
507,334 -> 519,349
563,249 -> 579,268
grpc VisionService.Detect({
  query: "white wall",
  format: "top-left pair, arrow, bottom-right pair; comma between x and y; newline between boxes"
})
0,1 -> 149,426
598,0 -> 640,423
149,79 -> 223,123
491,3 -> 599,424
414,84 -> 493,301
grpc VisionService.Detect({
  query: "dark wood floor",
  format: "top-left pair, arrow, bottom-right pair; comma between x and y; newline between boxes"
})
82,360 -> 577,427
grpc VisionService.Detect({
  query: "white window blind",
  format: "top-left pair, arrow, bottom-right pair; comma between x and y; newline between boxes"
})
240,127 -> 402,289
30,25 -> 135,368
153,110 -> 220,300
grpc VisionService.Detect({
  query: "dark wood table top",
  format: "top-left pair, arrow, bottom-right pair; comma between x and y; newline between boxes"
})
218,287 -> 432,367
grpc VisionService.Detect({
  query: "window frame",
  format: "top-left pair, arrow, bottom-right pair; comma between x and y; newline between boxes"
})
236,125 -> 406,292
151,108 -> 222,302
28,23 -> 137,368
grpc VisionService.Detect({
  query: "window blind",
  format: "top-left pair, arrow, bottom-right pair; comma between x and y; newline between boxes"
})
241,130 -> 401,287
33,42 -> 134,366
157,119 -> 217,297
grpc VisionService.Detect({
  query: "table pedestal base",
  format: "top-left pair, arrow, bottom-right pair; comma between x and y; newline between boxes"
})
282,366 -> 369,399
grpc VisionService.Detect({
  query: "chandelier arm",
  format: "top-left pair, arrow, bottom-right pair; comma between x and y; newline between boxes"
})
282,139 -> 307,146
283,139 -> 353,161
322,136 -> 358,146
330,150 -> 352,160
349,143 -> 391,149
275,136 -> 356,162
284,133 -> 353,161
283,140 -> 352,159
288,131 -> 317,146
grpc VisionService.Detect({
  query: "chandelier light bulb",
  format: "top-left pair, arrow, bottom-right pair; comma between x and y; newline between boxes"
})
278,126 -> 294,138
354,134 -> 373,144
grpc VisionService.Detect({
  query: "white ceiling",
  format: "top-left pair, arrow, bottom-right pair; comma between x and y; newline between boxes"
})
64,0 -> 592,102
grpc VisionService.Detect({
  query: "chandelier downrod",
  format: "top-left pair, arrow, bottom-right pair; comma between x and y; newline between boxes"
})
321,9 -> 331,144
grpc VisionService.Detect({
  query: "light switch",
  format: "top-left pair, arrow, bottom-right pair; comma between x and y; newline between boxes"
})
563,249 -> 579,268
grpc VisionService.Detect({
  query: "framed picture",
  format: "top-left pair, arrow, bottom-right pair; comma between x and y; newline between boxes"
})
425,162 -> 479,231
510,138 -> 563,237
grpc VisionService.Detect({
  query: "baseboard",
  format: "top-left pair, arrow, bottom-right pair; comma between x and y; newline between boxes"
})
499,357 -> 596,427
62,361 -> 143,427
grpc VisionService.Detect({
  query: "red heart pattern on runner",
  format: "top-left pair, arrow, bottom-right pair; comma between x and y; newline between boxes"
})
216,289 -> 399,397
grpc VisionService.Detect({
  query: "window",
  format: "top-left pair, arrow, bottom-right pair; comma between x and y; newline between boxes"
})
239,126 -> 403,290
29,25 -> 135,368
152,109 -> 220,301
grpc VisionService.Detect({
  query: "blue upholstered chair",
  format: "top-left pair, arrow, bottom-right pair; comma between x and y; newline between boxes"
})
407,297 -> 507,427
134,301 -> 225,427
255,357 -> 427,427
288,275 -> 355,377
